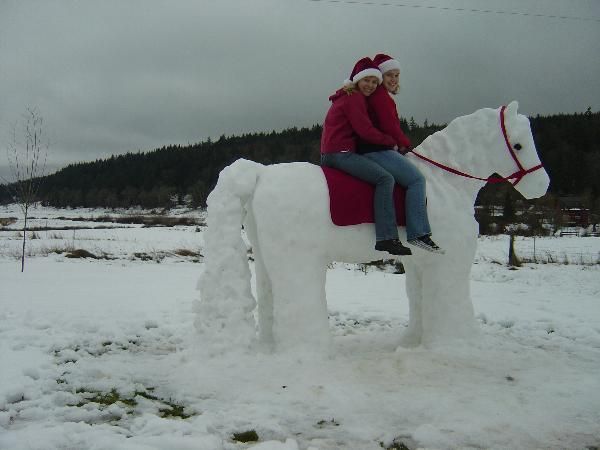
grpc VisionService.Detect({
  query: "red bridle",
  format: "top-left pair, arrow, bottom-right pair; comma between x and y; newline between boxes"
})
409,105 -> 544,186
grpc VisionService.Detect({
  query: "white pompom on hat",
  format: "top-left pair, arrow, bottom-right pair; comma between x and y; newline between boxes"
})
373,53 -> 401,74
343,57 -> 383,87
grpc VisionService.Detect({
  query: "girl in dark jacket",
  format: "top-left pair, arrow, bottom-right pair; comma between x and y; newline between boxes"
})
359,53 -> 443,254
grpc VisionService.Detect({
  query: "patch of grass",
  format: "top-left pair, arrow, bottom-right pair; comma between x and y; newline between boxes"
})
133,252 -> 154,261
381,441 -> 410,450
134,389 -> 159,401
520,252 -> 600,266
69,387 -> 196,421
53,338 -> 145,360
139,216 -> 204,227
232,430 -> 259,443
173,248 -> 201,258
56,215 -> 205,227
393,261 -> 405,274
3,225 -> 128,232
51,340 -> 193,423
316,418 -> 340,428
132,251 -> 165,262
42,243 -> 75,255
65,249 -> 99,259
358,259 -> 405,274
159,402 -> 193,419
0,217 -> 17,227
88,389 -> 128,407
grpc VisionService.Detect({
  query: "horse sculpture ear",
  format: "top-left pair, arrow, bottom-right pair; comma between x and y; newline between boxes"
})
506,101 -> 519,117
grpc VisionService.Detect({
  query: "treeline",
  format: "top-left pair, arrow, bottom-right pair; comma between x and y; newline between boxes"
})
6,126 -> 324,209
1,110 -> 599,209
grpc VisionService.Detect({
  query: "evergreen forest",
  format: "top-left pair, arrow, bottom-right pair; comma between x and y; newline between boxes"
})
1,110 -> 599,221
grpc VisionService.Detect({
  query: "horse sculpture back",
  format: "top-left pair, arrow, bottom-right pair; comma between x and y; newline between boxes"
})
196,101 -> 550,352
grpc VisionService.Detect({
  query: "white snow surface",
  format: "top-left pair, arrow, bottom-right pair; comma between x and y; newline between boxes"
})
1,204 -> 600,449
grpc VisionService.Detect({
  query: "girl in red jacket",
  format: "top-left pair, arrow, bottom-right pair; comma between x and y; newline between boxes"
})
358,53 -> 443,254
321,57 -> 412,256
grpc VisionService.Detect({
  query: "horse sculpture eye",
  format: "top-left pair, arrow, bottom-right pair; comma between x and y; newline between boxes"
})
513,143 -> 522,151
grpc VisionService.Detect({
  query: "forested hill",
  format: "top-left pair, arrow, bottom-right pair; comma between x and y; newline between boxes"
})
1,110 -> 598,209
530,109 -> 599,196
18,126 -> 325,209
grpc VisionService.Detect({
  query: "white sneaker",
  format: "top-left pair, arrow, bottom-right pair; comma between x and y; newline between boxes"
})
408,235 -> 445,254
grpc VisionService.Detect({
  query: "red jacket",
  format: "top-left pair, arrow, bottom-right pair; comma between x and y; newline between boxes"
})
361,85 -> 412,152
320,88 -> 396,154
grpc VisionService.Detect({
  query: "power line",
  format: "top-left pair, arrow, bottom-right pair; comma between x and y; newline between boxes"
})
307,0 -> 600,23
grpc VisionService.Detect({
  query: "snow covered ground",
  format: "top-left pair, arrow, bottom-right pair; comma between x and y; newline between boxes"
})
1,205 -> 599,450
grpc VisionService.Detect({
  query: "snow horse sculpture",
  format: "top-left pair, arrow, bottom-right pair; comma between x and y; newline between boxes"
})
196,101 -> 550,351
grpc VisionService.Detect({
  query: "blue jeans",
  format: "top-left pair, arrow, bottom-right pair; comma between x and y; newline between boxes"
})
321,151 -> 431,241
363,150 -> 431,241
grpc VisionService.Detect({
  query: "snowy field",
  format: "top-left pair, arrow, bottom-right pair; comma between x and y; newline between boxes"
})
1,204 -> 599,450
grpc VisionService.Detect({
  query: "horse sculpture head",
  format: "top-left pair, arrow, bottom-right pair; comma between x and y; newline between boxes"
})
496,101 -> 550,199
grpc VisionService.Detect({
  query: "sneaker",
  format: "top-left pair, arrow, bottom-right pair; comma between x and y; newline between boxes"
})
408,235 -> 445,254
375,239 -> 412,256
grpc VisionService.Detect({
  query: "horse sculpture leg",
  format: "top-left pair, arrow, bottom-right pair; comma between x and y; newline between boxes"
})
244,210 -> 275,347
416,254 -> 479,345
259,246 -> 331,353
399,260 -> 424,347
254,245 -> 275,347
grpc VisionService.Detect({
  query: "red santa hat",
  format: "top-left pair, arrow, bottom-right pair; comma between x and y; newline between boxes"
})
373,53 -> 401,74
343,57 -> 382,87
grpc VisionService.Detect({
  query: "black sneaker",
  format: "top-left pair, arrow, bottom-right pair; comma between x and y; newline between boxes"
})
408,235 -> 445,254
375,239 -> 412,256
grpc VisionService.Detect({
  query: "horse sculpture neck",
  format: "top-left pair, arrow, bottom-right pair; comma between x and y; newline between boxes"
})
407,107 -> 504,209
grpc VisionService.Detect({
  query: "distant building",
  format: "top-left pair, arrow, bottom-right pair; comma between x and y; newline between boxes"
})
559,197 -> 589,227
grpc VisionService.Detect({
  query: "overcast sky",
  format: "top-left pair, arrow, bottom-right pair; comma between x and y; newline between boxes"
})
1,0 -> 599,180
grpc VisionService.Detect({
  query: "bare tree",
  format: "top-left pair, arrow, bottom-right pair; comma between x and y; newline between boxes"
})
1,108 -> 48,272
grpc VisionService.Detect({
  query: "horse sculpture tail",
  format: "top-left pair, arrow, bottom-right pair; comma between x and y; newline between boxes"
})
194,158 -> 263,352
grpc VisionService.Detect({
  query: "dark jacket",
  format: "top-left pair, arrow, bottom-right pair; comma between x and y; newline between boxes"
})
359,85 -> 412,154
321,88 -> 396,154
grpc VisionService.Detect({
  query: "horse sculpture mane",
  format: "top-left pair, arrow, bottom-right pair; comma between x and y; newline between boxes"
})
195,102 -> 550,353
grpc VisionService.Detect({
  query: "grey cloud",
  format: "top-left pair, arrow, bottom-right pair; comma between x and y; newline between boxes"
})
0,0 -> 598,180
